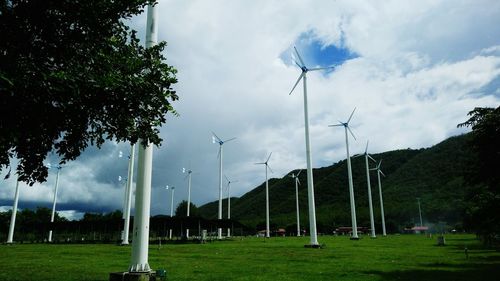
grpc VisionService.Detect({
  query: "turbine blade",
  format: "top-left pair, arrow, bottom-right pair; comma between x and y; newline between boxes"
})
328,123 -> 343,127
289,73 -> 304,95
266,152 -> 272,163
296,169 -> 302,177
297,178 -> 301,185
267,164 -> 274,174
368,154 -> 376,162
309,66 -> 336,71
365,140 -> 369,154
255,162 -> 265,165
225,175 -> 229,183
352,153 -> 362,158
294,60 -> 302,69
224,137 -> 237,143
347,126 -> 357,140
347,107 -> 356,123
380,170 -> 386,177
378,159 -> 383,168
212,132 -> 222,143
294,46 -> 305,67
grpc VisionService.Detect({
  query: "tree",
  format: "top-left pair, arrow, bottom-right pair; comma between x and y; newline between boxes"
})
458,106 -> 500,243
0,0 -> 178,184
174,200 -> 200,218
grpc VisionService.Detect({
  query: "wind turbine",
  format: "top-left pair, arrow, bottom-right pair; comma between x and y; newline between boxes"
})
212,131 -> 236,240
417,197 -> 423,227
357,141 -> 377,238
255,152 -> 273,238
289,46 -> 334,247
371,160 -> 387,236
48,164 -> 62,243
183,167 -> 193,238
225,175 -> 238,238
329,107 -> 360,240
129,3 -> 156,272
289,169 -> 302,237
166,185 -> 175,239
6,179 -> 20,244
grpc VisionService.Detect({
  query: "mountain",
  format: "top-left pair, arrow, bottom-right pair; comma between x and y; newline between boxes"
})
199,134 -> 472,233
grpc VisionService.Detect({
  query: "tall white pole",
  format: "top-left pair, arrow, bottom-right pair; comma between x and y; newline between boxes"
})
122,144 -> 135,245
377,170 -> 386,236
169,187 -> 175,239
295,177 -> 301,237
365,155 -> 376,238
345,127 -> 359,239
227,183 -> 231,238
48,167 -> 61,242
7,180 -> 20,244
302,74 -> 319,246
417,197 -> 423,227
186,172 -> 191,238
265,165 -> 270,238
129,2 -> 157,273
218,145 -> 223,239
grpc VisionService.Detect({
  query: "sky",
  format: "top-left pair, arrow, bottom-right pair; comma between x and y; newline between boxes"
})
1,0 -> 499,221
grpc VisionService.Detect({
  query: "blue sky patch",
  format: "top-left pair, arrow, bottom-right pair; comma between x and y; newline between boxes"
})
281,30 -> 358,69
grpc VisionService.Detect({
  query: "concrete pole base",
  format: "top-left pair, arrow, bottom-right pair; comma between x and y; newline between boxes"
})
109,271 -> 158,281
304,244 -> 323,248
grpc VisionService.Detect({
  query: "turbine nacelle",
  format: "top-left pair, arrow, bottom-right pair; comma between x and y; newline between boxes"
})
255,152 -> 273,173
329,107 -> 357,140
289,46 -> 336,95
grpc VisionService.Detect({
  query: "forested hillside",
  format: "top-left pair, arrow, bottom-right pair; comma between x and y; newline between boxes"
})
199,134 -> 473,233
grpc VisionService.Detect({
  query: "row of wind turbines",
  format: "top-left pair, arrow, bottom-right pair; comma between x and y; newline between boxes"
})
208,47 -> 388,244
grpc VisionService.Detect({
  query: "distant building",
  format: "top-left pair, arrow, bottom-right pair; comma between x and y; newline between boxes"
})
335,226 -> 369,235
275,228 -> 286,237
403,226 -> 429,234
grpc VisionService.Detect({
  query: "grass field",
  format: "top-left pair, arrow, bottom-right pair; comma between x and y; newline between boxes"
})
1,234 -> 499,281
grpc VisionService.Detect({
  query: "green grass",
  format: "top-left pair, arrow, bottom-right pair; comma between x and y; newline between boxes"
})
1,234 -> 499,280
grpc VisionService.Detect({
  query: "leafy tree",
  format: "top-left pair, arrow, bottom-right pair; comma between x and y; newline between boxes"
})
0,0 -> 178,184
458,106 -> 500,243
174,200 -> 200,217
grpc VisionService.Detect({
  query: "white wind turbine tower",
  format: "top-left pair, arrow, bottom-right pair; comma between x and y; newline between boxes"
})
225,175 -> 238,238
121,144 -> 135,245
255,152 -> 273,238
182,167 -> 193,238
47,164 -> 62,243
166,185 -> 175,239
289,170 -> 302,236
358,141 -> 377,238
329,107 -> 360,240
6,179 -> 20,244
371,160 -> 387,236
212,132 -> 236,240
289,46 -> 334,247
